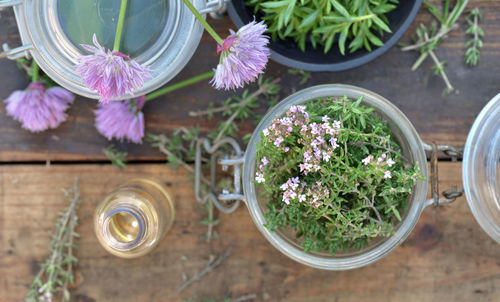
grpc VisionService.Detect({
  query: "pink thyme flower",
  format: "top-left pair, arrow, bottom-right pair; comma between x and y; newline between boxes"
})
362,155 -> 372,166
4,82 -> 74,132
384,171 -> 392,179
211,21 -> 270,90
386,158 -> 395,167
76,34 -> 151,103
255,172 -> 265,183
94,96 -> 146,144
274,136 -> 284,147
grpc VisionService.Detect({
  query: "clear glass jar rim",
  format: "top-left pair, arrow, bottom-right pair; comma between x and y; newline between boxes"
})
17,0 -> 205,100
463,93 -> 500,243
242,84 -> 428,270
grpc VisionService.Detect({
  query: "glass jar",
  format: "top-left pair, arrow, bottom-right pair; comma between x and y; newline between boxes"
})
0,0 -> 224,100
463,93 -> 500,242
94,178 -> 175,258
196,84 -> 500,270
244,84 -> 428,270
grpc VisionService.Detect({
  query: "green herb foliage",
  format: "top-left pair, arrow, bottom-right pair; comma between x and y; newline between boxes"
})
16,58 -> 57,87
246,0 -> 398,54
103,144 -> 128,169
401,0 -> 469,95
464,8 -> 484,66
25,179 -> 81,302
148,77 -> 281,242
288,68 -> 311,85
254,97 -> 422,254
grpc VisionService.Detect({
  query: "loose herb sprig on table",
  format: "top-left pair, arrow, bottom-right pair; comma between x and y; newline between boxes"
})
183,293 -> 257,302
178,248 -> 232,293
287,68 -> 311,85
103,144 -> 128,169
464,8 -> 484,66
254,97 -> 422,253
25,179 -> 81,302
246,0 -> 398,54
189,77 -> 280,142
149,77 -> 281,242
401,0 -> 469,95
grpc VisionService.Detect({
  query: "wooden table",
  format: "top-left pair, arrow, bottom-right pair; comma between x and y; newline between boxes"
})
1,1 -> 500,301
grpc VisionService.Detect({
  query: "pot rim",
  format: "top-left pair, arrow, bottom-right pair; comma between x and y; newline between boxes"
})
227,0 -> 423,71
242,84 -> 428,270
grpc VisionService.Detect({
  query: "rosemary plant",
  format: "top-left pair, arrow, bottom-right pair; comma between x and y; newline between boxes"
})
25,179 -> 81,302
464,8 -> 484,66
254,97 -> 422,253
246,0 -> 398,54
401,0 -> 469,95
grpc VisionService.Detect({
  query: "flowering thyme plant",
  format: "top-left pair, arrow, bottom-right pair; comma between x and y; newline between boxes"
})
254,97 -> 423,253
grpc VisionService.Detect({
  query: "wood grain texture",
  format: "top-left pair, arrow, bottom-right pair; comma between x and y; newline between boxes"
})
1,1 -> 500,161
1,162 -> 499,302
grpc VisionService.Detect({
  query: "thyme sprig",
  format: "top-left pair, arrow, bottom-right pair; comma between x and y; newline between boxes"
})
149,77 -> 281,243
255,97 -> 423,253
189,77 -> 280,142
287,68 -> 311,85
178,248 -> 232,293
25,178 -> 81,302
183,293 -> 257,302
103,144 -> 128,169
401,0 -> 469,95
247,0 -> 398,54
464,8 -> 484,66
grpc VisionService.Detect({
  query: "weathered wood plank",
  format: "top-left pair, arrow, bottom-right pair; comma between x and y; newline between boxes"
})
0,2 -> 499,162
1,162 -> 499,302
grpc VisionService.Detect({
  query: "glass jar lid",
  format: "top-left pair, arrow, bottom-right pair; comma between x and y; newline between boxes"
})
9,0 -> 206,99
463,93 -> 500,243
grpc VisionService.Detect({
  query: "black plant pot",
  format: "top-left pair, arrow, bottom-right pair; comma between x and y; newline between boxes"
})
227,0 -> 422,71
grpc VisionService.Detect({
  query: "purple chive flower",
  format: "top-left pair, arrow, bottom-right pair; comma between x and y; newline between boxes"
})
94,96 -> 146,144
76,34 -> 151,103
4,82 -> 74,132
211,21 -> 270,90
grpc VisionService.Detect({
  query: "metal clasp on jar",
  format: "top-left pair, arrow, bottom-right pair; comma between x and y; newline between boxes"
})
0,0 -> 33,60
194,137 -> 245,214
195,137 -> 467,214
423,142 -> 465,208
199,0 -> 229,19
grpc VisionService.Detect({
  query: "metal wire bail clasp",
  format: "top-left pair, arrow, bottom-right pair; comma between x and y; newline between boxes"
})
0,0 -> 33,60
423,142 -> 465,208
195,137 -> 246,214
200,0 -> 228,19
